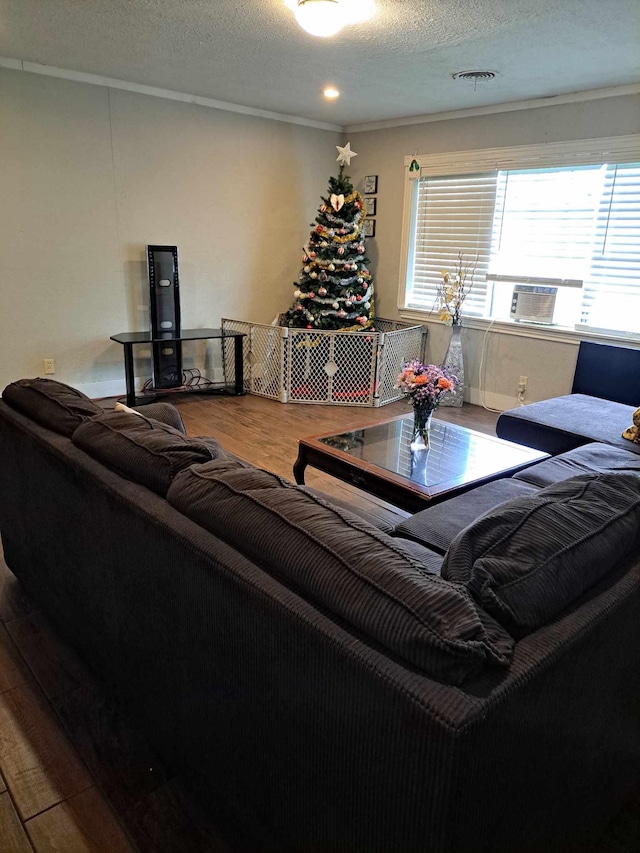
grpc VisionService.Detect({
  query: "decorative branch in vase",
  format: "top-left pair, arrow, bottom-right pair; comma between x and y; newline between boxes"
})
436,253 -> 478,408
436,253 -> 478,326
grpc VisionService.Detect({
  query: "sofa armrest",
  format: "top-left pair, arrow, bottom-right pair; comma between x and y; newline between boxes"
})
133,402 -> 186,434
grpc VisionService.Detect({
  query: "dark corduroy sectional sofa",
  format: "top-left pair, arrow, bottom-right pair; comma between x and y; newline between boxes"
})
1,377 -> 640,853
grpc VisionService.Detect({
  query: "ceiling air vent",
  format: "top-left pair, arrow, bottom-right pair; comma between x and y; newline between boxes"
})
452,70 -> 497,82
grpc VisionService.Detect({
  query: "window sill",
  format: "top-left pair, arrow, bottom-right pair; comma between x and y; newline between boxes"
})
399,309 -> 640,348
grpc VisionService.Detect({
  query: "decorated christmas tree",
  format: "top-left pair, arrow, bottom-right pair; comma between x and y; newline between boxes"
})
282,143 -> 375,331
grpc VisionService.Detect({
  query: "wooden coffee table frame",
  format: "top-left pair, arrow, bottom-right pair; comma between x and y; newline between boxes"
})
294,414 -> 548,513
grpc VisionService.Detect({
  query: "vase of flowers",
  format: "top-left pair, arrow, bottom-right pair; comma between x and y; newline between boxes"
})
396,360 -> 458,450
435,253 -> 478,407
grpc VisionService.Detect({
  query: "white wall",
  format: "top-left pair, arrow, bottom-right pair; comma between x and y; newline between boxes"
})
0,68 -> 340,396
348,93 -> 640,409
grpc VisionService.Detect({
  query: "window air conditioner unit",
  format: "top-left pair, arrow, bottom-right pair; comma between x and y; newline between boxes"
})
510,284 -> 557,324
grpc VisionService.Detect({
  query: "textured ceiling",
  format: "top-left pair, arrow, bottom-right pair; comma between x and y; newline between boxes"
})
1,0 -> 639,127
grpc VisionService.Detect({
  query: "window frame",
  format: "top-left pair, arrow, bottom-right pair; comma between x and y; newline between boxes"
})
397,134 -> 640,343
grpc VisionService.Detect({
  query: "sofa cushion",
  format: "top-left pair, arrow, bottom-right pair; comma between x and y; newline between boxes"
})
394,479 -> 540,554
123,400 -> 187,434
513,442 -> 640,488
167,461 -> 514,684
72,410 -> 227,496
496,394 -> 640,455
2,377 -> 102,436
442,473 -> 640,637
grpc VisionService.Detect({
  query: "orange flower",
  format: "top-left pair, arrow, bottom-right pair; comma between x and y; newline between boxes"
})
413,374 -> 429,385
437,377 -> 453,390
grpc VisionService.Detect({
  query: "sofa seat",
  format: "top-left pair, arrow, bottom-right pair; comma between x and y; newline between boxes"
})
513,442 -> 640,488
394,441 -> 640,554
496,394 -> 639,456
393,479 -> 539,554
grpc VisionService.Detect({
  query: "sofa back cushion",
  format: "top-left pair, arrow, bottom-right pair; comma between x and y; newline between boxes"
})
2,378 -> 102,436
72,410 -> 226,496
441,473 -> 640,637
167,461 -> 514,684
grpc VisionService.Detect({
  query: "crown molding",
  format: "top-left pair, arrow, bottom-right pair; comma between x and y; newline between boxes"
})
344,83 -> 640,133
0,56 -> 343,133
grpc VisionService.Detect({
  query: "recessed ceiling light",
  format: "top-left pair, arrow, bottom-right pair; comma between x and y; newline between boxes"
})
324,87 -> 340,99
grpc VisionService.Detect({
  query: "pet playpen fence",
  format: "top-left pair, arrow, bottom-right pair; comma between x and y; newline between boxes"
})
221,318 -> 427,407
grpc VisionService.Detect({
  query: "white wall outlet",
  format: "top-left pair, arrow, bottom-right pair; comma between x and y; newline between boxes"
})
518,375 -> 527,392
43,358 -> 55,375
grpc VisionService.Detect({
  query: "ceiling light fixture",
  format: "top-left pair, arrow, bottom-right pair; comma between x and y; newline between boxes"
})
323,87 -> 340,99
295,0 -> 345,37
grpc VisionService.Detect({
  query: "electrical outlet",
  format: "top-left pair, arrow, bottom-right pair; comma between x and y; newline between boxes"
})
518,375 -> 527,392
43,358 -> 55,375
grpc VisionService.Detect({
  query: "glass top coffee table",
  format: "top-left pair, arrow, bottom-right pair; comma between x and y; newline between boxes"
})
293,414 -> 549,512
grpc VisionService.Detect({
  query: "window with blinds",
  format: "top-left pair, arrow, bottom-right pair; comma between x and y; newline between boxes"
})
405,173 -> 497,316
403,153 -> 640,336
579,162 -> 640,334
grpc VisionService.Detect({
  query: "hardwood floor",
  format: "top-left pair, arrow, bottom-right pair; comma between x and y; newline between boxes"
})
0,394 -> 636,851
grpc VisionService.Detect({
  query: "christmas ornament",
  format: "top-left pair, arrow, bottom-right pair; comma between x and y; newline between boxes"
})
304,265 -> 311,273
319,286 -> 327,295
294,290 -> 302,298
330,194 -> 345,211
357,316 -> 367,325
337,247 -> 345,255
336,142 -> 357,166
310,272 -> 318,279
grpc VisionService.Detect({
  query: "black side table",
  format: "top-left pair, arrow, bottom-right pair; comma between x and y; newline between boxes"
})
110,328 -> 245,406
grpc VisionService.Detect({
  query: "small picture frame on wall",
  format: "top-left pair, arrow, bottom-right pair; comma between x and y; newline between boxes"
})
364,196 -> 377,216
363,219 -> 376,238
364,175 -> 378,194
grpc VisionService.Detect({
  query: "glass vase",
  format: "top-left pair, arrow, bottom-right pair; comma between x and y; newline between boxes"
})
411,402 -> 434,450
440,322 -> 464,407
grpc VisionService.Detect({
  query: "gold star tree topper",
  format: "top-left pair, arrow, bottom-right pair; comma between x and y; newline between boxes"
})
336,142 -> 357,165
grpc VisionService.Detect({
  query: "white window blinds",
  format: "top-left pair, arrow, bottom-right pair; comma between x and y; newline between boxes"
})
578,162 -> 640,334
488,166 -> 602,282
402,151 -> 640,336
405,172 -> 496,316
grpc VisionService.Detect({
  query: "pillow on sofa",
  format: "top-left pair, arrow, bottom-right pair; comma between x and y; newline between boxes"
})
167,461 -> 514,684
2,378 -> 102,436
115,400 -> 187,433
441,473 -> 640,637
72,410 -> 227,496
